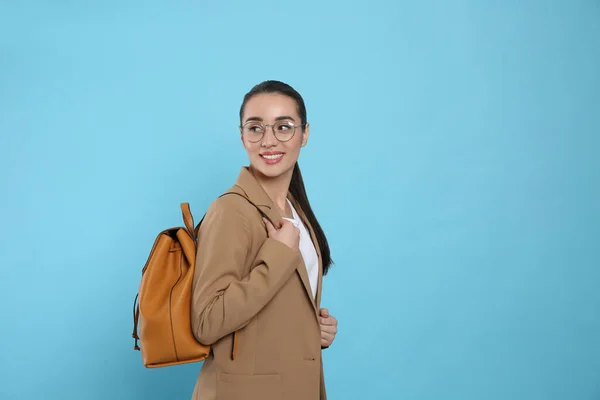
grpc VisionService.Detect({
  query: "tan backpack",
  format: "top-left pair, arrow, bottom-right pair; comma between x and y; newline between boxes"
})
132,192 -> 268,368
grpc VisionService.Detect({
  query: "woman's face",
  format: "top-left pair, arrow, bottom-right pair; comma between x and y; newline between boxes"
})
240,93 -> 309,179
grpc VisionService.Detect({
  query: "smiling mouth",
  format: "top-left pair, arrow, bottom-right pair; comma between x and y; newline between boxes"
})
260,154 -> 284,160
259,153 -> 285,165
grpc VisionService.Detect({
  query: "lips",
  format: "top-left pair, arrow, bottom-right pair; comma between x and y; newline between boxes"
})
260,152 -> 285,165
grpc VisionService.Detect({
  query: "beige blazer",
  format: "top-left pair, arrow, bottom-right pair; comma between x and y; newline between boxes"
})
191,166 -> 327,400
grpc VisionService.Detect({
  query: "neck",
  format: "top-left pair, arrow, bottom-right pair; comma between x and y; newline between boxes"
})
249,164 -> 294,213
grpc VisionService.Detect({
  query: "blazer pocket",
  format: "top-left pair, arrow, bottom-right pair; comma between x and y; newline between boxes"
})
217,372 -> 282,400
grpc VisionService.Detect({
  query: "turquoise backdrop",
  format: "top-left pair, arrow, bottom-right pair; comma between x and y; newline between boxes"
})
1,1 -> 599,399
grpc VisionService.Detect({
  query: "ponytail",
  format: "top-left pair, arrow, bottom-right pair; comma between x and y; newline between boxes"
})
289,162 -> 333,274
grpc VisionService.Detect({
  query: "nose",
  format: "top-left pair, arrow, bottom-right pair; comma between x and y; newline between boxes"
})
260,125 -> 278,148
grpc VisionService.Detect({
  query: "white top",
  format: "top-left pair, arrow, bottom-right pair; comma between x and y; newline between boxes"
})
283,199 -> 319,299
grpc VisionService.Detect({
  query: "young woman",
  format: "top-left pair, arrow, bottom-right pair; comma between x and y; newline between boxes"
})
190,80 -> 338,400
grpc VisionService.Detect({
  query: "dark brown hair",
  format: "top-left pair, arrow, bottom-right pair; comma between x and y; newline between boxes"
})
239,80 -> 333,274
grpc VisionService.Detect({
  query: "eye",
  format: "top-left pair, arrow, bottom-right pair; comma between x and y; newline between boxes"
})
246,123 -> 263,133
277,122 -> 293,131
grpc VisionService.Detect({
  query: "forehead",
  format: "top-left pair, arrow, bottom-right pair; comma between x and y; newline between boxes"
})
242,93 -> 299,122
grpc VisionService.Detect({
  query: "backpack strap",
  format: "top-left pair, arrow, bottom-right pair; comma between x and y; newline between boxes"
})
219,191 -> 274,225
188,190 -> 275,240
180,203 -> 196,240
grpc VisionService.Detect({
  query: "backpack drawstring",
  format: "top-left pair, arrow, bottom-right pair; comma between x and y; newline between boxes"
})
132,294 -> 140,351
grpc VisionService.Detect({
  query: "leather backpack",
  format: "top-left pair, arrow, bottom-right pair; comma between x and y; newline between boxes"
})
132,191 -> 269,368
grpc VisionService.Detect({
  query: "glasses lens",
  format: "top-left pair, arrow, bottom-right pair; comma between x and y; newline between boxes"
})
243,122 -> 264,142
274,121 -> 296,142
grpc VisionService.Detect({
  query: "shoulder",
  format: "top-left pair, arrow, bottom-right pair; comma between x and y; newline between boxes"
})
204,189 -> 261,227
196,195 -> 251,244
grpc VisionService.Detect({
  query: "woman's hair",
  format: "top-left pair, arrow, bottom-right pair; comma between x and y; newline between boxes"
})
239,80 -> 333,274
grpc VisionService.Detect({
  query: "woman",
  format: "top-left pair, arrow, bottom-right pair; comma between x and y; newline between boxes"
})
190,80 -> 338,400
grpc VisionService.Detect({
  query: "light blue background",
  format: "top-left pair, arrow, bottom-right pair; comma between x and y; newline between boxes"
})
1,1 -> 599,399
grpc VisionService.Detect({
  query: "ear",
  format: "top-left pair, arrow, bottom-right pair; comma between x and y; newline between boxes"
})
301,123 -> 310,147
240,127 -> 246,148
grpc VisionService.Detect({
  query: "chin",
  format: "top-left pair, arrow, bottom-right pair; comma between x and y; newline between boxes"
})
251,159 -> 294,179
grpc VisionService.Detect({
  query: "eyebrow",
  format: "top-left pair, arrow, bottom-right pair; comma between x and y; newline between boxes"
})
244,115 -> 297,123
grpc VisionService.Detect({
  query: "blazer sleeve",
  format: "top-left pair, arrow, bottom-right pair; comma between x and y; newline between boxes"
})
191,197 -> 302,345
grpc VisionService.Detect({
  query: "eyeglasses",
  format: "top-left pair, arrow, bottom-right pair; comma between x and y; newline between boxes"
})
240,120 -> 306,143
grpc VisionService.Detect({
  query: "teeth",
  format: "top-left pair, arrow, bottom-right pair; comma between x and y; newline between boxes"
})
262,154 -> 283,160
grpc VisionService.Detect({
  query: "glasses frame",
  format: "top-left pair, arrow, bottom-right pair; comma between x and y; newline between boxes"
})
240,121 -> 307,143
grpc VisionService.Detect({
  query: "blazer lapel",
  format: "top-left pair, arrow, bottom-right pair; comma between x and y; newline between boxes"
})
232,167 -> 318,317
232,167 -> 281,227
288,193 -> 323,317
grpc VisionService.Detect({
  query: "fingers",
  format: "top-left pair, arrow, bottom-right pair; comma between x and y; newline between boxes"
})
264,218 -> 293,232
263,218 -> 278,236
320,313 -> 337,347
319,315 -> 337,326
280,218 -> 298,232
321,331 -> 334,347
320,324 -> 337,334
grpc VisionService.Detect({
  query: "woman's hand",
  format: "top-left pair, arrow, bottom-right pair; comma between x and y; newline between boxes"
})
319,308 -> 338,348
264,218 -> 300,250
